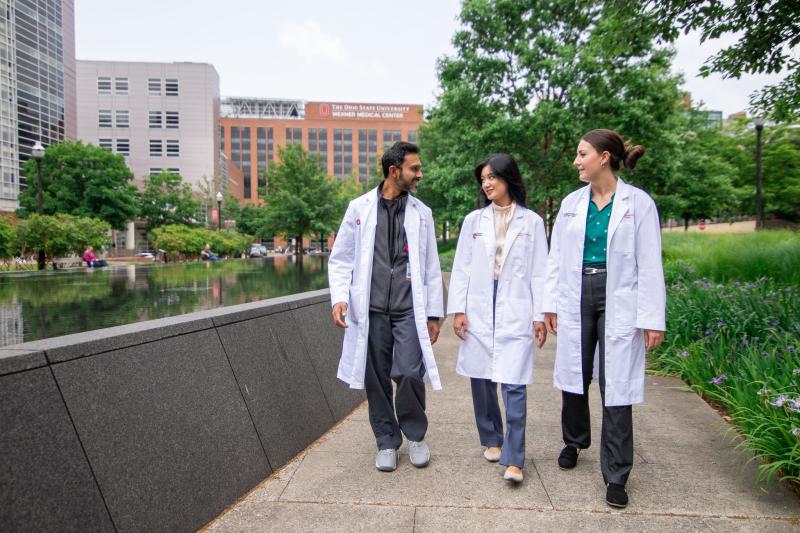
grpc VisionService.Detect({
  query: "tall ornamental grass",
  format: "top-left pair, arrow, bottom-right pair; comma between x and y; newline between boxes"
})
653,231 -> 800,488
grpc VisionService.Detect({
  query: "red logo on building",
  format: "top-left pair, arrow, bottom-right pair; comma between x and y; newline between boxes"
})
319,103 -> 331,118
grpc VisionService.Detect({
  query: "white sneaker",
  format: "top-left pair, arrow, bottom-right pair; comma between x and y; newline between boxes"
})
408,440 -> 430,467
484,447 -> 502,462
504,467 -> 523,483
375,449 -> 397,472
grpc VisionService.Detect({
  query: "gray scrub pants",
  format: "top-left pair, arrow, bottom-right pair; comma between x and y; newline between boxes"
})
470,280 -> 528,469
365,310 -> 427,450
561,271 -> 634,486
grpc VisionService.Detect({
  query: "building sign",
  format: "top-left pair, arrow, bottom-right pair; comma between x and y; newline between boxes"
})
307,102 -> 421,122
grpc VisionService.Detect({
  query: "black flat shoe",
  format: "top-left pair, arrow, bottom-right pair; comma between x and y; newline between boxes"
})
606,483 -> 628,508
558,445 -> 579,470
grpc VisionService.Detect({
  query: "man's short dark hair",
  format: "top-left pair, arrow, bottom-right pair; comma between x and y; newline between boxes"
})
381,141 -> 419,178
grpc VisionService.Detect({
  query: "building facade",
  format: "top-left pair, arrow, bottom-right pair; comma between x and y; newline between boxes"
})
220,99 -> 423,204
76,60 -> 220,190
0,0 -> 76,212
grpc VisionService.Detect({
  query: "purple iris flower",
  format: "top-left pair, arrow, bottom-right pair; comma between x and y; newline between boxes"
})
709,374 -> 728,385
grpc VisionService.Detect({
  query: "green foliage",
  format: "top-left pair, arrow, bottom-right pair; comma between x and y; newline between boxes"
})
149,224 -> 252,258
138,171 -> 202,231
663,231 -> 800,286
660,125 -> 740,226
423,0 -> 685,233
644,0 -> 800,121
652,231 -> 800,488
15,214 -> 111,262
0,218 -> 15,259
263,144 -> 342,250
17,141 -> 139,230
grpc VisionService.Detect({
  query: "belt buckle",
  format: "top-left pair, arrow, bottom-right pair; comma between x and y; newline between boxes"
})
584,267 -> 605,275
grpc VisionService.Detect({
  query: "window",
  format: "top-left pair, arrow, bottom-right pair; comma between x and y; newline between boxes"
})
149,111 -> 162,128
241,127 -> 251,197
115,77 -> 129,95
115,110 -> 129,128
149,168 -> 163,176
231,127 -> 246,197
166,139 -> 180,157
116,138 -> 130,156
97,77 -> 111,95
98,138 -> 112,150
407,130 -> 417,143
148,78 -> 161,96
220,125 -> 225,151
308,128 -> 328,170
358,129 -> 377,183
149,139 -> 163,157
333,128 -> 353,178
166,168 -> 180,175
383,129 -> 401,148
257,127 -> 267,195
165,111 -> 179,128
268,128 -> 274,161
98,110 -> 112,128
165,78 -> 178,96
286,127 -> 302,143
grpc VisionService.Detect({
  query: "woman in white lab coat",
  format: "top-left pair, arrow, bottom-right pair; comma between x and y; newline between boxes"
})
542,129 -> 666,509
447,153 -> 549,484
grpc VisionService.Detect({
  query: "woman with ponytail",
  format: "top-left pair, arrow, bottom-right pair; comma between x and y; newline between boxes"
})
542,129 -> 666,508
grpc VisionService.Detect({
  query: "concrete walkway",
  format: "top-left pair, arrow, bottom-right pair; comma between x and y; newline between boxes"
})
204,323 -> 799,532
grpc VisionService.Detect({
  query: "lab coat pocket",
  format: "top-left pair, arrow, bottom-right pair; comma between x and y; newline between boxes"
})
611,215 -> 635,254
612,288 -> 637,334
348,287 -> 364,322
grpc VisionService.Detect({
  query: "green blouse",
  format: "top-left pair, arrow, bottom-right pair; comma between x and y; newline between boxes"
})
583,193 -> 614,267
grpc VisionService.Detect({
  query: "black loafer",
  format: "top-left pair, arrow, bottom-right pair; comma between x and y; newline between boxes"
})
606,483 -> 628,508
558,445 -> 579,470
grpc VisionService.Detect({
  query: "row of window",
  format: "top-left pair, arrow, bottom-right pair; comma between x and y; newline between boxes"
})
225,127 -> 417,197
97,77 -> 180,97
97,138 -> 180,157
149,168 -> 181,176
99,110 -> 180,129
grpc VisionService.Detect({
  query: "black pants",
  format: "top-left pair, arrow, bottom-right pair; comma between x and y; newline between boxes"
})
365,311 -> 427,450
561,271 -> 634,486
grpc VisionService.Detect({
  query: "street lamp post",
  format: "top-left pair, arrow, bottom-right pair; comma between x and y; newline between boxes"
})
753,118 -> 765,230
31,141 -> 46,270
216,191 -> 223,231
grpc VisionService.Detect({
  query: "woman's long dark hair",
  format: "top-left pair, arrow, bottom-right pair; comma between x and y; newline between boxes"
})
474,153 -> 527,208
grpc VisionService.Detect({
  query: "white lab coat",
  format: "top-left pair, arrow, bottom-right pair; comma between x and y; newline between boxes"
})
542,178 -> 666,406
328,187 -> 444,390
447,204 -> 549,385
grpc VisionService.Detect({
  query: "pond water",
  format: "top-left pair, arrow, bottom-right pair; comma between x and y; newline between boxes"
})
0,256 -> 329,347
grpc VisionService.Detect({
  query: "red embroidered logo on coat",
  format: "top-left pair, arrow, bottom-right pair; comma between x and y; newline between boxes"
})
356,218 -> 361,225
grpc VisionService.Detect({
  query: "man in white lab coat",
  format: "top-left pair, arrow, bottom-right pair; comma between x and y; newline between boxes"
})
328,141 -> 443,472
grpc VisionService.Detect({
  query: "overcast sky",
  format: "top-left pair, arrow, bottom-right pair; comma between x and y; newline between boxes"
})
75,0 -> 786,117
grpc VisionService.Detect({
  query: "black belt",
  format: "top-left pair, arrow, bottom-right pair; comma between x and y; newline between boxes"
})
583,266 -> 607,275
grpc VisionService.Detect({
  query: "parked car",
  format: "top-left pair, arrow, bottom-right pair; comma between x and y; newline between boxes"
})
134,251 -> 156,261
249,244 -> 268,258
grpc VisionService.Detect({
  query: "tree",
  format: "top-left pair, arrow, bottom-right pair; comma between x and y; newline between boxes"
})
263,144 -> 341,255
18,141 -> 139,230
422,0 -> 686,237
15,214 -> 111,264
0,217 -> 15,259
726,120 -> 800,222
138,171 -> 202,231
645,0 -> 800,121
665,128 -> 740,229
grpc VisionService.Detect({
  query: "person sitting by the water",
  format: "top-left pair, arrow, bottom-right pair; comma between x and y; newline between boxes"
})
83,246 -> 108,268
200,243 -> 219,261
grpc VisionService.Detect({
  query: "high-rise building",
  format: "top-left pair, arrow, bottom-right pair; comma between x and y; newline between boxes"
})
221,99 -> 423,204
0,0 -> 76,212
76,60 -> 220,190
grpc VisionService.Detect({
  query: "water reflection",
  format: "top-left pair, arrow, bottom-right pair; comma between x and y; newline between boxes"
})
0,256 -> 329,347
